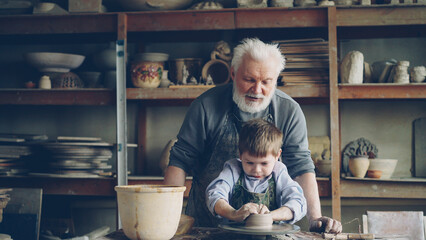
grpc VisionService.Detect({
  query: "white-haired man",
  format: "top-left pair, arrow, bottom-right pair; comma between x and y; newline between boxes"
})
164,38 -> 342,233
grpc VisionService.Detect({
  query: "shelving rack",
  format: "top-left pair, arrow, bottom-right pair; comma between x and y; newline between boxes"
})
0,6 -> 425,220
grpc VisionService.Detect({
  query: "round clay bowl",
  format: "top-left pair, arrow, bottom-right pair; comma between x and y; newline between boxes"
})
368,158 -> 398,179
245,214 -> 273,229
348,156 -> 369,178
115,185 -> 186,240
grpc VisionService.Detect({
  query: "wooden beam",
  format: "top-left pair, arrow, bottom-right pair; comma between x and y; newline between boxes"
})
328,6 -> 341,221
336,6 -> 426,27
339,84 -> 426,99
0,89 -> 114,105
235,8 -> 328,28
0,14 -> 117,35
341,179 -> 426,199
126,85 -> 329,100
127,11 -> 235,32
137,103 -> 147,175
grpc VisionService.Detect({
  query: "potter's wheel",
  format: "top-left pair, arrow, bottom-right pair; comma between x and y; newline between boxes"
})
219,222 -> 300,236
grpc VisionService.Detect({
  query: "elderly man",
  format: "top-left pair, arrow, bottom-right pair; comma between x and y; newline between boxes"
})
164,38 -> 342,233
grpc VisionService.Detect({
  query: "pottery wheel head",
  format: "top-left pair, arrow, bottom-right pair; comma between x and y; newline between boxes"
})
245,214 -> 273,229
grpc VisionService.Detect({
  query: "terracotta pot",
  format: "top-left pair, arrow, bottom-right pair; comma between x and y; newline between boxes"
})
348,156 -> 369,178
367,170 -> 382,178
115,185 -> 186,240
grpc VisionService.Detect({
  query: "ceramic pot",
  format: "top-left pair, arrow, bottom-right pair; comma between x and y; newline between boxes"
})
131,61 -> 163,88
368,158 -> 398,179
348,156 -> 369,178
115,185 -> 186,240
245,214 -> 273,229
201,59 -> 230,85
315,159 -> 331,177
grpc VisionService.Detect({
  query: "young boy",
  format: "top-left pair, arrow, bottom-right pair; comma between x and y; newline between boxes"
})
206,118 -> 307,224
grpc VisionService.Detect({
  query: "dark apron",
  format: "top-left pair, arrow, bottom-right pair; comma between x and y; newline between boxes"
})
185,104 -> 274,227
230,173 -> 278,212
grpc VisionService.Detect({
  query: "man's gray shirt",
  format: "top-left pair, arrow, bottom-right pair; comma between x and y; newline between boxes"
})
169,83 -> 314,178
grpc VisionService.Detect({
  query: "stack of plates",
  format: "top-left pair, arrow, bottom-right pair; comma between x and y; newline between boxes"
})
0,145 -> 31,176
273,38 -> 329,86
30,137 -> 113,177
0,134 -> 47,176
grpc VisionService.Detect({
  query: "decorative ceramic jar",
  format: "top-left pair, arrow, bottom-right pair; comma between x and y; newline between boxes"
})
348,156 -> 369,178
131,53 -> 169,88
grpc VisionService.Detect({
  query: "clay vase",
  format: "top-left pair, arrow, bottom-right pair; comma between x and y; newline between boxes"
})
115,185 -> 186,240
245,214 -> 273,229
348,156 -> 370,178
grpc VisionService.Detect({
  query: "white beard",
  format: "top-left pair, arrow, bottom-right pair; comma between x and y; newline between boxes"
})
232,81 -> 275,113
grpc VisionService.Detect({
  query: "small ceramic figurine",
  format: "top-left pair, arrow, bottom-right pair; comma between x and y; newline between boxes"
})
206,74 -> 214,85
182,64 -> 189,85
188,76 -> 198,85
393,61 -> 410,84
210,41 -> 232,64
410,66 -> 426,83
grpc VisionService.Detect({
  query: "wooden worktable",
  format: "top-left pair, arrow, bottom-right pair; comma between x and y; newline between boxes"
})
96,228 -> 334,240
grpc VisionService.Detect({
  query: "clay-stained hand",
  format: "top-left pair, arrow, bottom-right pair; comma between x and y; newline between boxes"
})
309,216 -> 342,233
232,203 -> 260,222
257,204 -> 270,214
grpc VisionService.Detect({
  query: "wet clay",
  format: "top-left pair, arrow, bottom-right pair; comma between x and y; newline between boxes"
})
245,213 -> 273,229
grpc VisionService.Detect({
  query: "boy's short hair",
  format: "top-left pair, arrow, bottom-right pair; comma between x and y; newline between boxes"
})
239,119 -> 283,157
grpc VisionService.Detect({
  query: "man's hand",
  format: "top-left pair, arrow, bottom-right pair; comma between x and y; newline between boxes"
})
309,216 -> 342,233
232,203 -> 260,222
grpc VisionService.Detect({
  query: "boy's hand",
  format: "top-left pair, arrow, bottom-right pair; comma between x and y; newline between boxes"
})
257,203 -> 270,214
232,203 -> 259,222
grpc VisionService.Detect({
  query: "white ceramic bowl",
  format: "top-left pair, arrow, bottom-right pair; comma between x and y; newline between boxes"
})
368,158 -> 398,179
115,185 -> 186,240
25,52 -> 85,73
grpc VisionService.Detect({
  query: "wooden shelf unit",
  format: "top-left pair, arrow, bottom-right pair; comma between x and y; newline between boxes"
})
0,89 -> 115,105
0,6 -> 425,221
0,175 -> 330,198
